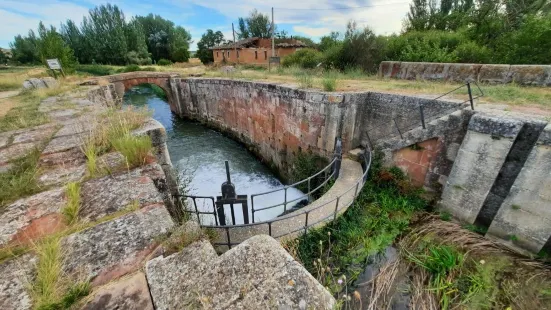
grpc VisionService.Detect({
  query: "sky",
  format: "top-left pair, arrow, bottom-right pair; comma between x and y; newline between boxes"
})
0,0 -> 412,50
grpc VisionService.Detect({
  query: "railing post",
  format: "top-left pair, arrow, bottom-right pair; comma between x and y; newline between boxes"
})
304,211 -> 309,234
419,104 -> 426,129
284,187 -> 288,213
225,227 -> 231,249
268,222 -> 272,236
307,178 -> 311,202
333,139 -> 342,179
393,118 -> 403,139
192,198 -> 200,224
467,82 -> 475,110
333,197 -> 340,220
251,196 -> 255,223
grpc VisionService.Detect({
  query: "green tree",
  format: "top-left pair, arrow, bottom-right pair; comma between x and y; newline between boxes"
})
0,50 -> 7,64
36,22 -> 78,72
61,19 -> 91,64
10,30 -> 40,64
125,19 -> 151,65
196,29 -> 225,64
81,4 -> 128,64
237,9 -> 273,39
169,26 -> 192,62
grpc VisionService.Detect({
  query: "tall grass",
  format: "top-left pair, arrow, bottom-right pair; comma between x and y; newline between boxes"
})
111,134 -> 152,168
62,182 -> 81,225
322,72 -> 338,91
31,237 -> 90,310
295,72 -> 314,89
0,148 -> 41,208
0,90 -> 49,132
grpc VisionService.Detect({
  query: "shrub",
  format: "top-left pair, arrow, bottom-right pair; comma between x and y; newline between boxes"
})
454,41 -> 492,63
126,51 -> 152,65
157,58 -> 172,66
282,48 -> 323,69
120,64 -> 141,72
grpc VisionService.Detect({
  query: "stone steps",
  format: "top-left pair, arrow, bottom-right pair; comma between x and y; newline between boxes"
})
145,235 -> 335,310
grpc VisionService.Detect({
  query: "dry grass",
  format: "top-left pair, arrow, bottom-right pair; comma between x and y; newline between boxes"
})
62,182 -> 81,225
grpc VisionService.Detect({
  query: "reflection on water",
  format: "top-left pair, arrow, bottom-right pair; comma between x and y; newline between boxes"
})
123,86 -> 303,224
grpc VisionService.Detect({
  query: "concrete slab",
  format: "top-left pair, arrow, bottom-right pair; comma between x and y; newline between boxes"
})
0,254 -> 36,310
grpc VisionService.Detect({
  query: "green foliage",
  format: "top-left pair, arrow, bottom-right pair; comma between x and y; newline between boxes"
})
136,14 -> 192,62
462,224 -> 488,235
295,155 -> 427,287
454,41 -> 492,63
76,64 -> 116,76
0,50 -> 7,64
0,148 -> 41,208
157,58 -> 172,66
237,9 -> 273,39
0,90 -> 49,132
36,22 -> 77,73
289,151 -> 329,194
282,49 -> 322,68
10,31 -> 40,64
117,64 -> 156,73
197,30 -> 225,64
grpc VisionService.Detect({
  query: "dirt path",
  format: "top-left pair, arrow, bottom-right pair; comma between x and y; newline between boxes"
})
0,91 -> 19,117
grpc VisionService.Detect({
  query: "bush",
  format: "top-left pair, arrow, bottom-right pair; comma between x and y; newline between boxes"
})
282,49 -> 323,69
126,51 -> 152,65
386,30 -> 465,63
117,65 -> 156,73
454,41 -> 492,63
157,58 -> 172,66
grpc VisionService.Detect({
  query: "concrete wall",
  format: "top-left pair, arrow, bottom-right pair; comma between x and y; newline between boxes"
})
487,124 -> 551,253
378,61 -> 551,86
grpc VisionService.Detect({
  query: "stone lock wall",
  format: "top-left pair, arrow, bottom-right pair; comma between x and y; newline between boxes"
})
90,73 -> 551,254
379,61 -> 551,86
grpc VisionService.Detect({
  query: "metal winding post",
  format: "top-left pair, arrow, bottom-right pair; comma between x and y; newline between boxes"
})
467,82 -> 475,110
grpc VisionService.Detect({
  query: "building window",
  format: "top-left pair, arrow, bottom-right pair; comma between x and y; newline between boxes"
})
227,51 -> 230,58
264,51 -> 267,60
237,50 -> 239,58
217,52 -> 219,58
255,51 -> 258,59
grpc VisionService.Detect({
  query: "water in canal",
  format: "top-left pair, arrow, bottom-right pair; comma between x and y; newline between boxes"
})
123,85 -> 303,225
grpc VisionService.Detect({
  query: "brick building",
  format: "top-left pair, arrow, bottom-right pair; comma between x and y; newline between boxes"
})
211,37 -> 307,65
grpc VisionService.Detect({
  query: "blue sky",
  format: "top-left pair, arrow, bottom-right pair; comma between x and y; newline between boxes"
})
0,0 -> 412,50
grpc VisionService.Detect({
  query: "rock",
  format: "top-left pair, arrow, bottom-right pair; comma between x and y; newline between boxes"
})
61,205 -> 174,286
79,167 -> 165,222
146,235 -> 335,310
146,240 -> 218,310
0,254 -> 37,310
0,187 -> 66,246
48,109 -> 80,122
22,78 -> 46,89
81,272 -> 154,310
0,141 -> 38,164
221,66 -> 236,74
39,147 -> 87,168
11,125 -> 57,145
42,77 -> 58,88
38,164 -> 86,187
42,133 -> 86,155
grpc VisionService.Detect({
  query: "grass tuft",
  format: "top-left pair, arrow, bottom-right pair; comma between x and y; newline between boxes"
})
62,182 -> 81,225
111,134 -> 152,168
321,72 -> 338,91
0,148 -> 42,208
295,72 -> 314,89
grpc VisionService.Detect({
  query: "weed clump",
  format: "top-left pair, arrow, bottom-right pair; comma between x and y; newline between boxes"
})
295,72 -> 314,89
0,148 -> 42,208
321,72 -> 338,91
62,182 -> 81,225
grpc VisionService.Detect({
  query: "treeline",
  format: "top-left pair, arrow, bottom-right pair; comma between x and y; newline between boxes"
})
9,4 -> 191,71
284,0 -> 551,72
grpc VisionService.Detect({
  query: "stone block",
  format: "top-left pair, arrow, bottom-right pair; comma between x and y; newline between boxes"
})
421,62 -> 449,80
12,125 -> 57,144
81,272 -> 154,310
80,167 -> 165,222
378,61 -> 401,78
487,124 -> 551,253
468,113 -> 523,138
509,65 -> 551,86
147,235 -> 334,309
445,63 -> 482,83
0,141 -> 38,164
0,187 -> 66,246
61,205 -> 174,286
42,77 -> 58,89
146,240 -> 218,310
399,62 -> 427,80
0,254 -> 36,310
42,133 -> 85,155
478,64 -> 511,84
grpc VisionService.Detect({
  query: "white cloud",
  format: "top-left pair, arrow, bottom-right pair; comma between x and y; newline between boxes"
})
293,26 -> 332,37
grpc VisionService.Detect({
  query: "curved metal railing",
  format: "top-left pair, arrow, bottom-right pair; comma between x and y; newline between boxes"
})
250,156 -> 338,222
174,145 -> 372,249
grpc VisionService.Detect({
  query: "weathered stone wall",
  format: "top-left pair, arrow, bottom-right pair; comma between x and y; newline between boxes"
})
487,124 -> 551,253
378,61 -> 551,86
439,113 -> 550,253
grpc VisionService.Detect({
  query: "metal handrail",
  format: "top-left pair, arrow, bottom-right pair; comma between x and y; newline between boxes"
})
200,146 -> 372,249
